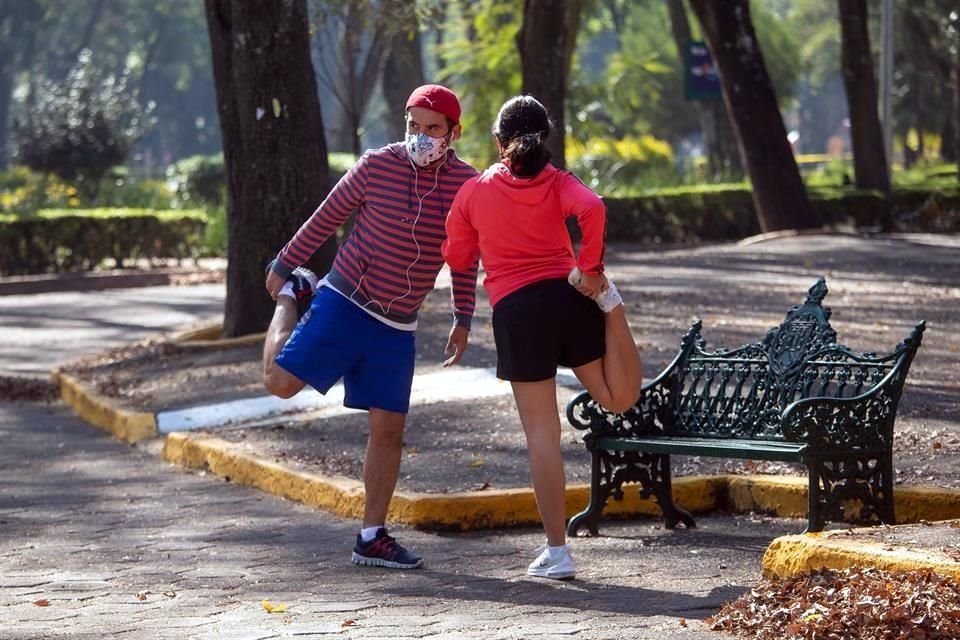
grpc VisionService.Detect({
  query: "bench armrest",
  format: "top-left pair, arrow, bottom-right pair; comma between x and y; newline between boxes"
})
566,319 -> 701,436
780,363 -> 908,450
566,376 -> 675,436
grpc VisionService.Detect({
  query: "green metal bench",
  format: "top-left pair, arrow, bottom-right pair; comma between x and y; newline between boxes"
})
566,278 -> 925,534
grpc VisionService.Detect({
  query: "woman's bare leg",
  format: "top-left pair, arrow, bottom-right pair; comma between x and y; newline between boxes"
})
511,378 -> 567,546
572,292 -> 643,414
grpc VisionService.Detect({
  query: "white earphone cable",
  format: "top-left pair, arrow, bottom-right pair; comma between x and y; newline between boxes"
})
349,153 -> 447,317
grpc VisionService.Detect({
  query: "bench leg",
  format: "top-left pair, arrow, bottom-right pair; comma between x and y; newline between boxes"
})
638,454 -> 696,529
567,449 -> 698,536
807,453 -> 896,533
568,448 -> 608,537
806,464 -> 826,533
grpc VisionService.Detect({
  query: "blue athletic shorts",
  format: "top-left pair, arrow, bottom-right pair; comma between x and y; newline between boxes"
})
274,287 -> 416,414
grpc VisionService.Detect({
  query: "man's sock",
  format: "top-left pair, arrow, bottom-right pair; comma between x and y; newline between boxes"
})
278,281 -> 296,299
360,525 -> 383,543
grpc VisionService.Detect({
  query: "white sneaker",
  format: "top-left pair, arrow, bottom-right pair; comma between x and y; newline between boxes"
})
527,544 -> 576,580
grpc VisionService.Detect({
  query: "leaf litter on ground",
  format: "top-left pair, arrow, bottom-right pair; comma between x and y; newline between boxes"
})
707,567 -> 960,639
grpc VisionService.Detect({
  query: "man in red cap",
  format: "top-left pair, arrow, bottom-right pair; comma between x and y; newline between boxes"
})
261,84 -> 478,570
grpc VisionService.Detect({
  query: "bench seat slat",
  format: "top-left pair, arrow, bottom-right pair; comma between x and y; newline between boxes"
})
594,436 -> 808,462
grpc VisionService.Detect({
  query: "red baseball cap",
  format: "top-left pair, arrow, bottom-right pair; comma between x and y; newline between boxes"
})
405,84 -> 461,124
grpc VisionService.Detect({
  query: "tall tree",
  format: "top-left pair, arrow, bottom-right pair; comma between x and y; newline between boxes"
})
205,0 -> 337,337
664,0 -> 740,177
381,5 -> 424,143
519,0 -> 569,168
837,0 -> 890,194
312,1 -> 390,155
0,0 -> 46,169
689,0 -> 819,232
953,8 -> 960,179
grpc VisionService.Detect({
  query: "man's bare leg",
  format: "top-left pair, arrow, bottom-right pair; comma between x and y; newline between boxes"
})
362,408 -> 406,527
262,296 -> 306,399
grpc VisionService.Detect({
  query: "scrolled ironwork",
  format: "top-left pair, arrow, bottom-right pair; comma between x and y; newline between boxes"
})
565,278 -> 925,534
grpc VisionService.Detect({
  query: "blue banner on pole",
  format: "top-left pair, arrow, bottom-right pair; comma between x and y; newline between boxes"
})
685,41 -> 721,101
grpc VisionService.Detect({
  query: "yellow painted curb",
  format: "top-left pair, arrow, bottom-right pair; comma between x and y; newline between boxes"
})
161,432 -> 724,531
169,322 -> 264,350
53,370 -> 157,443
727,475 -> 810,518
727,475 -> 960,524
762,521 -> 960,582
894,486 -> 960,523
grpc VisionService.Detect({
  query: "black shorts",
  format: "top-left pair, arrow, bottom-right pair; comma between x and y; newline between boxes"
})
492,278 -> 605,382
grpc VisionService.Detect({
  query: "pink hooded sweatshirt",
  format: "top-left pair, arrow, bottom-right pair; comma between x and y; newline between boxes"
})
442,162 -> 606,308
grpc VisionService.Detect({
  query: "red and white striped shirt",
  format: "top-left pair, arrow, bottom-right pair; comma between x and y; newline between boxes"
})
273,143 -> 479,329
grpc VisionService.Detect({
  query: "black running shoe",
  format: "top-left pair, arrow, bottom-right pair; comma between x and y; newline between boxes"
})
266,258 -> 318,319
351,528 -> 423,569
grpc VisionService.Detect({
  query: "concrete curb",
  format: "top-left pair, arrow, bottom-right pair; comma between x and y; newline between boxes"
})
53,370 -> 157,443
762,521 -> 960,582
159,430 -> 960,534
726,475 -> 960,524
0,271 -> 177,296
161,432 -> 724,531
54,323 -> 261,441
57,363 -> 960,534
168,322 -> 265,350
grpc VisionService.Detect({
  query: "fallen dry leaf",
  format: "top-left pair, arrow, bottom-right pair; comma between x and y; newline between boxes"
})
33,599 -> 50,607
136,591 -> 148,601
468,459 -> 485,468
707,567 -> 960,639
261,600 -> 287,614
342,619 -> 357,627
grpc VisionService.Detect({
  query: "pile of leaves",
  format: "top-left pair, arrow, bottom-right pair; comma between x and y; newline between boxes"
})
0,375 -> 58,403
708,568 -> 960,639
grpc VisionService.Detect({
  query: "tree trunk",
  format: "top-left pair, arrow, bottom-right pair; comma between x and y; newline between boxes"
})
519,0 -> 568,169
381,11 -> 424,143
205,0 -> 336,337
0,51 -> 13,170
689,0 -> 819,232
942,109 -> 956,163
837,0 -> 890,193
955,26 -> 960,181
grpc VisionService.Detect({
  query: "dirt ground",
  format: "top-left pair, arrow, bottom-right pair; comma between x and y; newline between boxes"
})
62,233 -> 960,494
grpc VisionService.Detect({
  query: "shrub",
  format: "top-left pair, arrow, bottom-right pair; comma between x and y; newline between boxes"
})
568,135 -> 678,195
202,207 -> 227,257
93,174 -> 176,209
0,208 -> 207,276
0,166 -> 176,214
168,154 -> 225,206
603,184 -> 960,243
13,50 -> 152,193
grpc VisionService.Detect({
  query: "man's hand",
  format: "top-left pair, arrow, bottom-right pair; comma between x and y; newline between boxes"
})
443,325 -> 469,367
265,269 -> 285,300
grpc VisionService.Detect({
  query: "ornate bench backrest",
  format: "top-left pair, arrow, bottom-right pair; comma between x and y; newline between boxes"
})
670,278 -> 920,441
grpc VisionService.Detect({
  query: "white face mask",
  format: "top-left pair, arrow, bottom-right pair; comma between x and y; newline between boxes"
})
405,132 -> 450,167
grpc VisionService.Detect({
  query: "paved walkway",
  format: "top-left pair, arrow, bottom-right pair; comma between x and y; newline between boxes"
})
1,401 -> 796,639
0,284 -> 224,377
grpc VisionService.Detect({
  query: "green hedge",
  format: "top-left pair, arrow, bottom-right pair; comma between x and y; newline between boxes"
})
604,185 -> 960,243
0,208 -> 208,276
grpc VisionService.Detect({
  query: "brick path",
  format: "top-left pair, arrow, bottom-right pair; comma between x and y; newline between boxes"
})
1,401 -> 796,639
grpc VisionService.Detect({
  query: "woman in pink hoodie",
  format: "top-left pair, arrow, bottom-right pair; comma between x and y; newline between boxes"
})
443,95 -> 643,580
